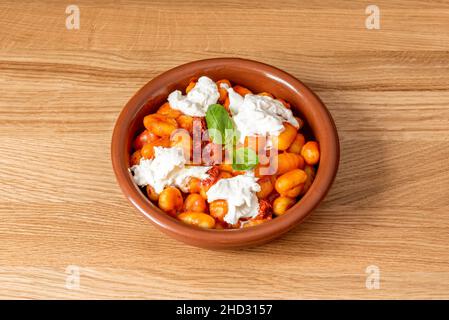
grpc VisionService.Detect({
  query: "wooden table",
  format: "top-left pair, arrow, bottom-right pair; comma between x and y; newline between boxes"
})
1,0 -> 449,299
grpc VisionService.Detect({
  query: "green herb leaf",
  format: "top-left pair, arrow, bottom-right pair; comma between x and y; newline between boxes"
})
205,104 -> 235,145
205,104 -> 258,171
232,147 -> 259,171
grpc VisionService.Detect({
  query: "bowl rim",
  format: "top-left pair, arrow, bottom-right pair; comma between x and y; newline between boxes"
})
111,57 -> 339,248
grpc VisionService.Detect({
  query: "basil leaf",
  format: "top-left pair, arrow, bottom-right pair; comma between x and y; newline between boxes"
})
205,104 -> 235,145
206,104 -> 258,171
232,147 -> 259,171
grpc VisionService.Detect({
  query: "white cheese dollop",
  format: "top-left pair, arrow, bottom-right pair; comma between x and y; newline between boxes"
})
227,88 -> 299,143
130,147 -> 210,194
167,76 -> 220,117
206,172 -> 261,225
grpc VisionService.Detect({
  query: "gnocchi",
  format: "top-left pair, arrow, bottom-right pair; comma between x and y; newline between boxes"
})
129,76 -> 320,229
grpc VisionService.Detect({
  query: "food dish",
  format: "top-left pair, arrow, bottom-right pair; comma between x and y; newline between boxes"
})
128,75 -> 320,229
111,58 -> 339,248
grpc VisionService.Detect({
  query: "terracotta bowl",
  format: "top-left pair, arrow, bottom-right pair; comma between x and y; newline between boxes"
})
111,58 -> 339,249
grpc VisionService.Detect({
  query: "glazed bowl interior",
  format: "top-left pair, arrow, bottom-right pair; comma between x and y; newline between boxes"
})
111,58 -> 339,249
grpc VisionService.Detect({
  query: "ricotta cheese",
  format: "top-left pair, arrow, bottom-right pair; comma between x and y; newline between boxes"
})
227,88 -> 299,143
167,76 -> 220,117
206,172 -> 261,225
130,146 -> 210,194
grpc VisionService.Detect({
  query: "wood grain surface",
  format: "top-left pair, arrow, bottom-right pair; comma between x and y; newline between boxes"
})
1,0 -> 449,299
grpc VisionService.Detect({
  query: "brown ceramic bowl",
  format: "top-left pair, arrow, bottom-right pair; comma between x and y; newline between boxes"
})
111,58 -> 339,249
